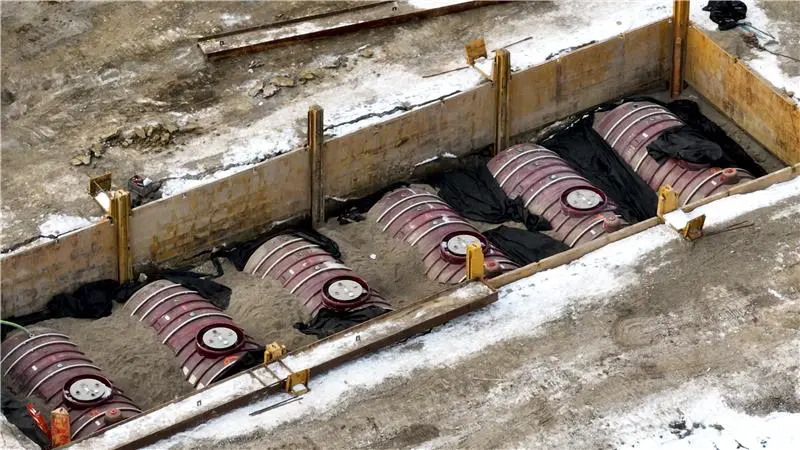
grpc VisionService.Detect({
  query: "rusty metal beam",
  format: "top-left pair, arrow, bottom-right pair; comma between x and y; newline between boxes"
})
198,1 -> 502,59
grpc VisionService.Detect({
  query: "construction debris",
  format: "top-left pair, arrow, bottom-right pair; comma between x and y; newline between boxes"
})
270,75 -> 296,87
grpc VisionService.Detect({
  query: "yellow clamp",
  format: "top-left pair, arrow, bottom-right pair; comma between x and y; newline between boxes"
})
466,242 -> 485,281
657,185 -> 678,220
285,369 -> 310,395
264,342 -> 286,365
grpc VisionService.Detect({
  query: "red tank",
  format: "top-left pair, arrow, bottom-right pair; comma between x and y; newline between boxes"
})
1,327 -> 141,440
244,234 -> 392,316
593,101 -> 755,205
368,187 -> 518,283
487,145 -> 625,247
126,280 -> 262,390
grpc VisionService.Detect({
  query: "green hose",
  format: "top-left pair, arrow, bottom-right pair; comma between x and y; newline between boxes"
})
0,320 -> 31,336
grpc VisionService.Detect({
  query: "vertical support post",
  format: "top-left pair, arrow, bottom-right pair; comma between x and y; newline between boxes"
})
657,185 -> 679,219
308,105 -> 325,229
110,190 -> 133,284
466,243 -> 485,281
493,49 -> 511,155
670,0 -> 690,98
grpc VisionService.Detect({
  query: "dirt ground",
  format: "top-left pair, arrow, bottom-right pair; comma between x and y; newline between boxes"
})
184,196 -> 800,450
4,1 -> 796,251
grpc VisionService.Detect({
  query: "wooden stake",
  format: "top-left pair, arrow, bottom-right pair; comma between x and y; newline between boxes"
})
110,190 -> 133,284
308,105 -> 325,229
493,48 -> 511,154
670,0 -> 690,98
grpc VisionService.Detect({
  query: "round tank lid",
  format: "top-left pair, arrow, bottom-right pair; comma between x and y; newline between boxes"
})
326,279 -> 365,302
67,377 -> 111,402
445,234 -> 481,256
564,188 -> 604,210
201,326 -> 239,350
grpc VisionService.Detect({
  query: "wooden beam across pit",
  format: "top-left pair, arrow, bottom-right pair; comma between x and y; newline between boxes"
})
198,1 -> 501,59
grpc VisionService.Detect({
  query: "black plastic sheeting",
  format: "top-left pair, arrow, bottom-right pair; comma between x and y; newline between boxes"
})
1,387 -> 49,448
295,305 -> 389,338
484,226 -> 569,266
703,1 -> 747,31
647,125 -> 725,164
541,118 -> 658,223
433,158 -> 552,231
217,228 -> 341,272
1,268 -> 231,341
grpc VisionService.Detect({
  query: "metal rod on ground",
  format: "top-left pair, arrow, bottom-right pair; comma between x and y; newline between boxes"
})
309,105 -> 325,229
670,0 -> 690,98
493,48 -> 511,155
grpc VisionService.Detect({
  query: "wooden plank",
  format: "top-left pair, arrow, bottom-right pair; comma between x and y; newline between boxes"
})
198,1 -> 500,59
309,105 -> 325,229
67,282 -> 497,449
685,25 -> 800,165
128,148 -> 309,266
670,0 -> 690,97
493,48 -> 511,154
487,217 -> 661,289
509,18 -> 671,137
0,220 -> 117,318
323,83 -> 495,200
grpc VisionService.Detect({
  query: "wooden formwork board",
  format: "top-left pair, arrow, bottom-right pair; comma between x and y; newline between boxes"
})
128,148 -> 309,265
67,282 -> 497,449
0,220 -> 117,317
509,18 -> 671,136
685,25 -> 800,165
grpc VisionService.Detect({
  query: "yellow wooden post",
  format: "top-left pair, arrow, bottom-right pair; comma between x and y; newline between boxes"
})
670,0 -> 690,98
465,243 -> 485,281
110,190 -> 133,284
493,48 -> 511,155
657,185 -> 679,219
309,105 -> 325,229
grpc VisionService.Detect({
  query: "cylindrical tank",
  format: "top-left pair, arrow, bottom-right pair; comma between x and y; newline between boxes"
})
592,101 -> 755,206
1,327 -> 141,440
368,187 -> 518,283
487,144 -> 625,247
244,234 -> 392,316
126,280 -> 262,390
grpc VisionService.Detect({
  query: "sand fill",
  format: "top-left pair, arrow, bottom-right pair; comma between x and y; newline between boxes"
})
36,302 -> 192,409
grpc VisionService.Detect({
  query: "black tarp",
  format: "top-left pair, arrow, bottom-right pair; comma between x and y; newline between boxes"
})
294,305 -> 389,338
646,125 -> 725,164
703,1 -> 747,30
484,226 -> 569,266
433,158 -> 552,231
541,117 -> 659,222
1,268 -> 231,340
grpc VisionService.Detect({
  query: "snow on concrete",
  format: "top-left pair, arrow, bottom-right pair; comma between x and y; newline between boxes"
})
220,13 -> 251,28
690,0 -> 800,104
153,1 -> 673,198
665,175 -> 800,228
608,374 -> 800,449
771,202 -> 800,220
152,225 -> 679,447
37,213 -> 95,236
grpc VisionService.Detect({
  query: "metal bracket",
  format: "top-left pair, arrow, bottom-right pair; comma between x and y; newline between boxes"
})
464,37 -> 492,81
681,214 -> 705,240
263,341 -> 287,365
466,242 -> 485,281
285,369 -> 310,396
657,185 -> 679,220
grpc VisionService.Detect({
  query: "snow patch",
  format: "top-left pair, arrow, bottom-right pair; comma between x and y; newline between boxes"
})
160,164 -> 256,197
38,214 -> 95,236
152,226 -> 678,447
220,13 -> 250,28
770,202 -> 800,220
610,383 -> 800,449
